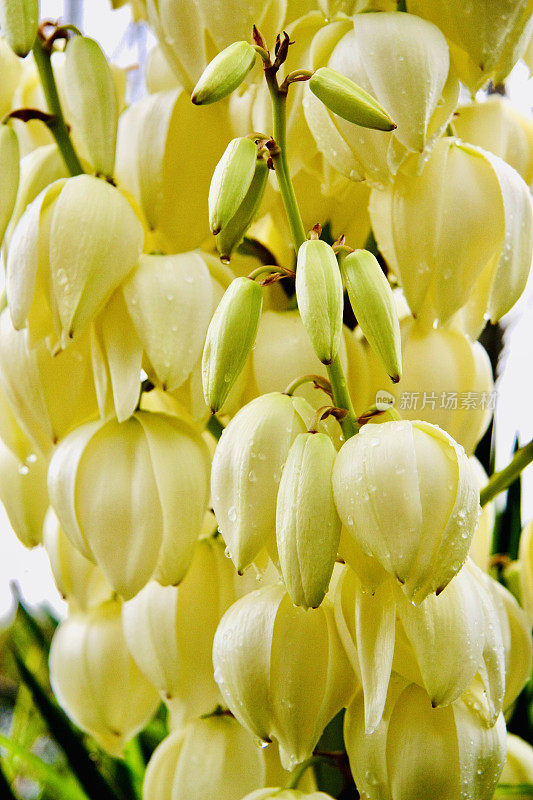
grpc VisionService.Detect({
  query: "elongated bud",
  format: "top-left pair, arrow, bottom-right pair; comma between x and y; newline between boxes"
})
296,239 -> 343,365
202,277 -> 263,413
49,600 -> 160,756
341,249 -> 401,382
216,156 -> 268,260
0,125 -> 19,245
64,36 -> 118,178
211,392 -> 314,572
276,432 -> 341,609
191,41 -> 257,105
213,585 -> 356,770
333,420 -> 480,604
0,0 -> 38,57
309,67 -> 396,131
209,138 -> 258,235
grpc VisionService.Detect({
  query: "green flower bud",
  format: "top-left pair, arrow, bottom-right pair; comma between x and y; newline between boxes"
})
211,392 -> 313,572
202,276 -> 263,413
309,67 -> 396,132
277,432 -> 341,610
216,156 -> 268,261
295,239 -> 343,365
191,41 -> 257,105
332,420 -> 480,604
122,536 -> 236,725
64,36 -> 118,178
0,0 -> 38,57
212,585 -> 356,770
143,716 -> 268,800
209,137 -> 258,235
341,249 -> 401,383
49,599 -> 160,756
0,125 -> 19,245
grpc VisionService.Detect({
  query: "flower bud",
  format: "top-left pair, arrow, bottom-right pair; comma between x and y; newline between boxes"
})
6,175 -> 144,347
42,507 -> 113,612
122,536 -> 236,725
122,252 -> 213,393
344,679 -> 506,800
215,156 -> 268,261
406,0 -> 533,91
47,411 -> 210,598
49,599 -> 160,756
211,392 -> 312,572
143,715 -> 268,800
341,249 -> 401,383
202,277 -> 263,413
303,12 -> 458,186
63,36 -> 118,178
0,124 -> 19,245
213,584 -> 356,769
0,310 -> 98,457
332,420 -> 480,603
309,67 -> 396,131
209,137 -> 258,234
370,138 -> 533,330
0,439 -> 47,548
192,42 -> 257,105
277,432 -> 341,609
0,0 -> 38,57
296,239 -> 343,365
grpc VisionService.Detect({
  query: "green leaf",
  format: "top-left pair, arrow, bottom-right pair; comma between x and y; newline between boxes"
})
0,733 -> 86,800
0,758 -> 19,800
13,650 -> 123,800
495,785 -> 533,797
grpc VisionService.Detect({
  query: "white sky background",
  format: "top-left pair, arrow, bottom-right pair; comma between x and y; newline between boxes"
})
1,1 -> 533,619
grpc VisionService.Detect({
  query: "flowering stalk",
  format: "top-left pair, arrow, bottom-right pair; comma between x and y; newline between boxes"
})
480,439 -> 533,507
32,31 -> 84,177
263,46 -> 359,438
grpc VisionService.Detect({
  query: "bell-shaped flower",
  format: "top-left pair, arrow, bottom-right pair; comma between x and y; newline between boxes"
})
452,97 -> 533,186
333,563 -> 491,733
5,174 -> 144,347
122,535 -> 236,725
363,317 -> 493,455
115,89 -> 229,253
0,437 -> 48,548
333,419 -> 480,603
499,733 -> 533,787
47,410 -> 210,599
42,507 -> 113,612
303,12 -> 459,187
370,138 -> 533,331
143,715 -> 269,800
519,520 -> 533,626
49,599 -> 160,756
344,678 -> 507,800
211,392 -> 313,572
145,0 -> 284,90
213,584 -> 356,769
0,310 -> 99,457
406,0 -> 533,92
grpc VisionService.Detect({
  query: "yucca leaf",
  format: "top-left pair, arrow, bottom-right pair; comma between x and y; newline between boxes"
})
13,650 -> 123,800
0,758 -> 19,800
0,733 -> 85,800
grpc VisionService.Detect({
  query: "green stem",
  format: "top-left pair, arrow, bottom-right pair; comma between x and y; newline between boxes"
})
265,67 -> 359,439
265,71 -> 307,250
285,756 -> 325,790
32,37 -> 84,177
207,414 -> 225,440
480,439 -> 533,507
